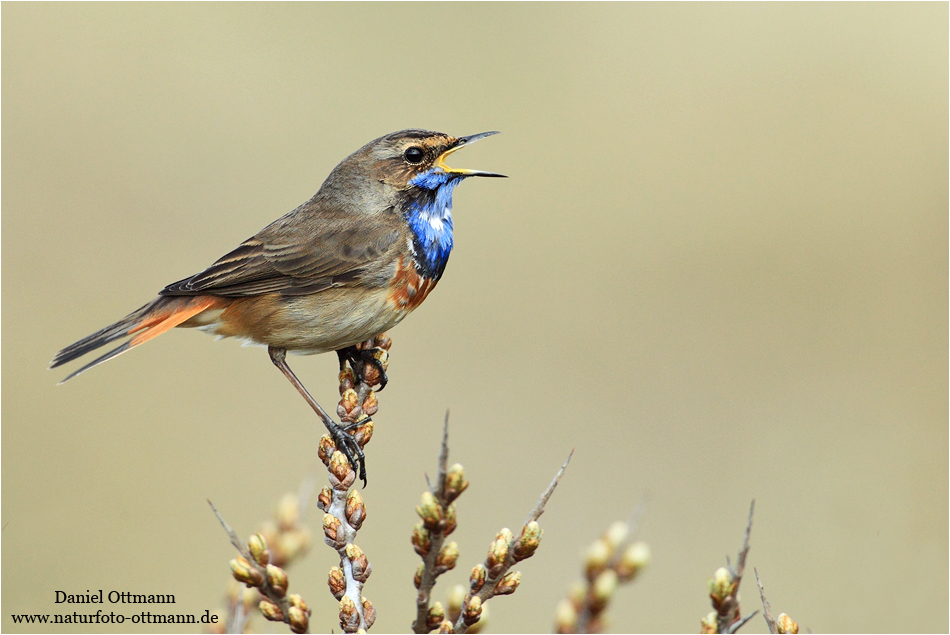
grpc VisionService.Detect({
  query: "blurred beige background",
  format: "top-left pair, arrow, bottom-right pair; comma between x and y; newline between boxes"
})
3,3 -> 946,633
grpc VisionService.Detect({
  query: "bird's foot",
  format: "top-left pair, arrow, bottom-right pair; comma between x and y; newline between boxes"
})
337,345 -> 389,391
327,420 -> 368,486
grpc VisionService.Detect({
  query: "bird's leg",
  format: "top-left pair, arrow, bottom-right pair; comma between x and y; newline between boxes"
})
269,346 -> 367,485
337,344 -> 388,391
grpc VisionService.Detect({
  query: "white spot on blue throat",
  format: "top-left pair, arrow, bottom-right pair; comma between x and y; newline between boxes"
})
406,168 -> 464,278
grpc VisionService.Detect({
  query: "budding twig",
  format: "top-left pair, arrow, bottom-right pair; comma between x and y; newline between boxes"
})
316,334 -> 390,632
451,451 -> 573,635
410,421 -> 571,634
702,499 -> 757,635
210,336 -> 387,635
556,498 -> 651,634
210,500 -> 311,633
412,415 -> 463,634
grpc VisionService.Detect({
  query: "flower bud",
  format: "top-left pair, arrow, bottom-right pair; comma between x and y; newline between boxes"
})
438,619 -> 454,633
338,389 -> 360,420
229,557 -> 263,587
469,564 -> 487,592
414,563 -> 425,589
338,366 -> 356,393
700,611 -> 718,634
266,564 -> 288,598
323,513 -> 346,549
443,503 -> 458,535
777,613 -> 799,634
248,533 -> 270,566
616,541 -> 651,581
555,598 -> 578,633
361,391 -> 379,416
317,487 -> 333,512
361,365 -> 381,388
604,520 -> 629,549
436,541 -> 459,573
416,491 -> 445,529
462,595 -> 482,625
346,490 -> 366,529
708,567 -> 736,605
288,605 -> 309,634
494,571 -> 521,595
444,463 -> 469,503
362,597 -> 377,629
329,451 -> 355,489
352,419 -> 374,446
411,522 -> 432,557
318,435 -> 336,466
467,602 -> 488,634
288,593 -> 310,614
427,602 -> 445,631
487,528 -> 512,576
328,566 -> 346,599
345,543 -> 372,583
591,569 -> 618,610
513,521 -> 542,561
258,598 -> 284,621
585,538 -> 611,580
568,579 -> 587,608
338,595 -> 359,633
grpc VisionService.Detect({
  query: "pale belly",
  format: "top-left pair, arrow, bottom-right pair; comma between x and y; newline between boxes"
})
180,286 -> 419,354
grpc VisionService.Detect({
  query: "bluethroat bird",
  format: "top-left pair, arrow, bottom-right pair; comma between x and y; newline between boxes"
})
51,129 -> 505,483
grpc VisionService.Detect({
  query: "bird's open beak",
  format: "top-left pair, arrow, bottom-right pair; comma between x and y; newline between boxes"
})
436,131 -> 507,178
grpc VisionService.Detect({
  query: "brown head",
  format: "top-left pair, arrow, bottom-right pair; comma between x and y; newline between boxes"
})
315,129 -> 505,212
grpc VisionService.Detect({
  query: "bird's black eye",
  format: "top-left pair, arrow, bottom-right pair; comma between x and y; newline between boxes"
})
404,146 -> 425,164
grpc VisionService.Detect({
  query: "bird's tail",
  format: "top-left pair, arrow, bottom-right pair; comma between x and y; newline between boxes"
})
51,296 -> 222,383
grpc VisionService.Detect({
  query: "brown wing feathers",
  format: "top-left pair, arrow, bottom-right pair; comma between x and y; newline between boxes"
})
160,218 -> 401,298
160,238 -> 280,296
52,202 -> 403,379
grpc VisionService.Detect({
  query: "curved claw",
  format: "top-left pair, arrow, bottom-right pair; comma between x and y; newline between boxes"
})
337,346 -> 388,391
330,425 -> 367,486
372,359 -> 388,391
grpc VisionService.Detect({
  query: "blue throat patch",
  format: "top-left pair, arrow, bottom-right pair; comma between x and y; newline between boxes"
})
405,169 -> 463,279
